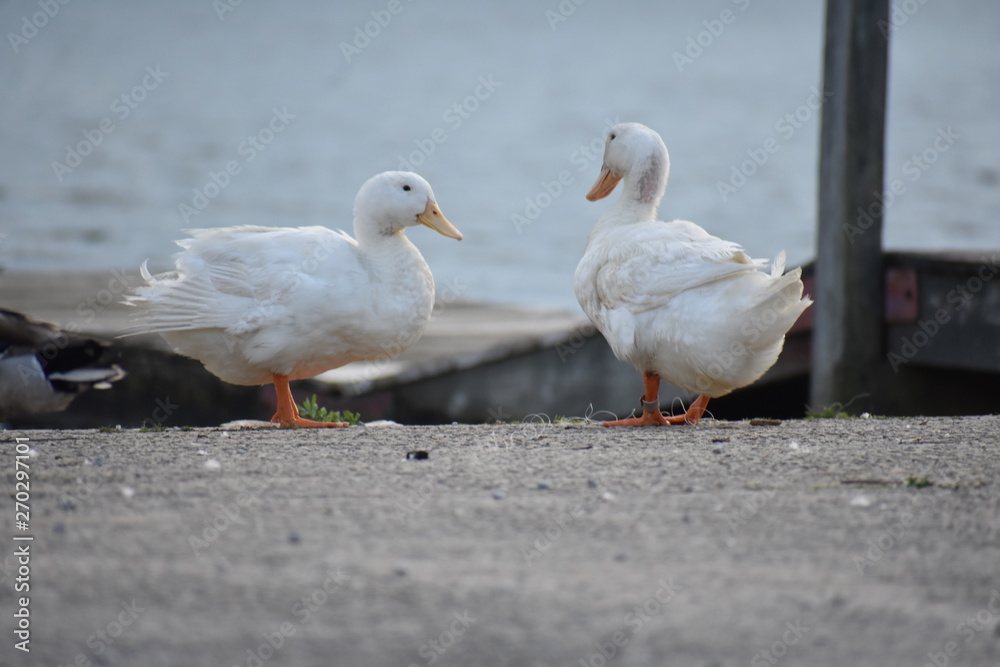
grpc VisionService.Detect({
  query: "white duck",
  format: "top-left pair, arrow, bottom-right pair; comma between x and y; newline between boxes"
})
125,171 -> 462,427
574,122 -> 811,426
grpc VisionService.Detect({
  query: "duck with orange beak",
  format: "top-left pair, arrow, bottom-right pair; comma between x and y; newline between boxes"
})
574,123 -> 811,426
125,171 -> 462,427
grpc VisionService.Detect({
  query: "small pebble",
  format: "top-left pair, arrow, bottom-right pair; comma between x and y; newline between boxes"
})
90,457 -> 104,467
288,532 -> 301,545
121,486 -> 136,500
850,495 -> 872,508
788,441 -> 801,451
406,450 -> 429,460
492,490 -> 506,500
537,480 -> 551,491
204,458 -> 222,470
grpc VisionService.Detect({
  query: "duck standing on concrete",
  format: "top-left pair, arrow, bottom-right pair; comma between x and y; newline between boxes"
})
574,122 -> 811,425
125,171 -> 462,427
0,309 -> 125,420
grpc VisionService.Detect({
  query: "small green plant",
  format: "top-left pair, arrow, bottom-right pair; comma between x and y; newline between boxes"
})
906,476 -> 934,488
98,425 -> 123,433
805,404 -> 851,419
139,422 -> 168,433
297,395 -> 361,425
554,415 -> 588,424
805,394 -> 872,420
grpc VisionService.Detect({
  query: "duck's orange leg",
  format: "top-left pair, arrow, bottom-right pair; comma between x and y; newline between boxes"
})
602,372 -> 710,427
603,371 -> 670,426
662,393 -> 710,426
270,374 -> 348,428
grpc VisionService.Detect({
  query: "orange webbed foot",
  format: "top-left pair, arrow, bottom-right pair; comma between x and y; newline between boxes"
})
603,372 -> 711,427
270,415 -> 349,429
602,411 -> 670,427
270,374 -> 351,429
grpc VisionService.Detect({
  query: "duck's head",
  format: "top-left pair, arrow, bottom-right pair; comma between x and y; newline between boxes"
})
354,171 -> 463,241
586,122 -> 670,206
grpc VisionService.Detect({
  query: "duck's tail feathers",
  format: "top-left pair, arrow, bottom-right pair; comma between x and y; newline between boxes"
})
770,250 -> 787,278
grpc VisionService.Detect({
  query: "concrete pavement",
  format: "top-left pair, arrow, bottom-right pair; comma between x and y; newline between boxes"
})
2,416 -> 999,666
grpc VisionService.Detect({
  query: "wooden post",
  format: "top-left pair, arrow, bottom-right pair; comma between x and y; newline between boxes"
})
810,0 -> 890,413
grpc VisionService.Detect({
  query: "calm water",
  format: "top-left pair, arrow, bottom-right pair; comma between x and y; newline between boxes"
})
2,0 -> 998,309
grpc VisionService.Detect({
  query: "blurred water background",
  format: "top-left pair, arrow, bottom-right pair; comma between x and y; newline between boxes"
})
1,0 -> 997,310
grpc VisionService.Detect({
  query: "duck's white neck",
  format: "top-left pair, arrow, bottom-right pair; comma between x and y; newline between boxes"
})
354,217 -> 411,249
601,151 -> 669,226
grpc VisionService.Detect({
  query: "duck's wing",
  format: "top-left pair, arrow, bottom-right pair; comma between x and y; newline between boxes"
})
122,226 -> 364,337
592,220 -> 768,314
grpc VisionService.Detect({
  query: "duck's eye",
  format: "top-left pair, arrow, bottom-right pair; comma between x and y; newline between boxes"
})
609,133 -> 616,141
402,184 -> 411,191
